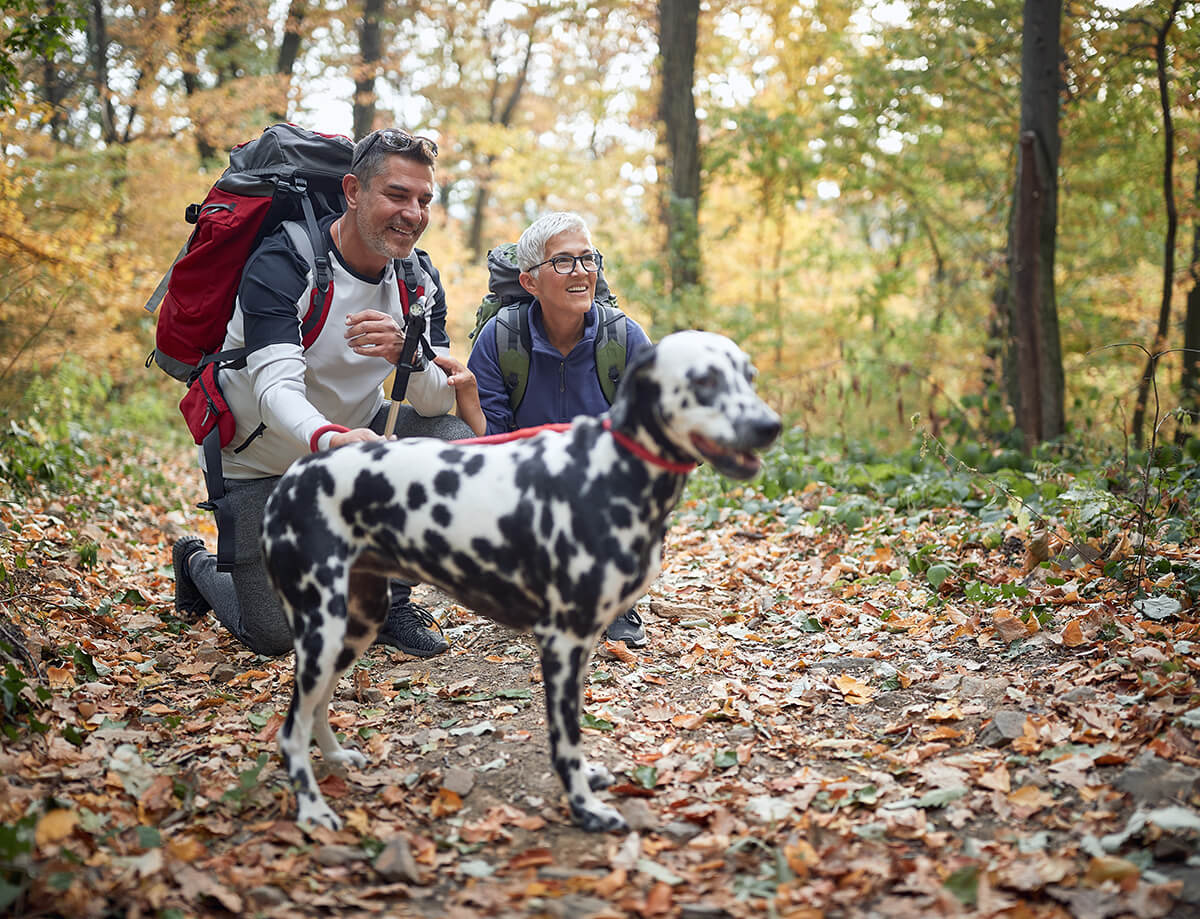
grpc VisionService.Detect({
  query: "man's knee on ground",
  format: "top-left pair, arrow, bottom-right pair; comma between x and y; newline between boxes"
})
241,625 -> 294,658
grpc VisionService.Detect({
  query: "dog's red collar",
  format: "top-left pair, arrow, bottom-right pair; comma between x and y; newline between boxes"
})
454,420 -> 697,474
602,419 -> 697,474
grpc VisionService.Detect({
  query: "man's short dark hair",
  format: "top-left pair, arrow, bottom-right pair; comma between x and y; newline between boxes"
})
352,128 -> 437,187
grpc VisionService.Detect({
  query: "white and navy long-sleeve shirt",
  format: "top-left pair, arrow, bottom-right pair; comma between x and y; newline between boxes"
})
206,213 -> 455,479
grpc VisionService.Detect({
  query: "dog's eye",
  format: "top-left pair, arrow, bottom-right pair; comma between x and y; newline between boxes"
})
692,370 -> 720,392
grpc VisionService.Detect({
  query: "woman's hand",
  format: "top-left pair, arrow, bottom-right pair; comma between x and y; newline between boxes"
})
434,355 -> 486,436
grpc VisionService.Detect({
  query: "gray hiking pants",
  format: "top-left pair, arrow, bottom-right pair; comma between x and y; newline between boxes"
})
188,406 -> 475,656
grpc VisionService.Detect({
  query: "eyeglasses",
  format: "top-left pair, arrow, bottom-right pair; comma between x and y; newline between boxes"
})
528,251 -> 603,275
352,129 -> 439,169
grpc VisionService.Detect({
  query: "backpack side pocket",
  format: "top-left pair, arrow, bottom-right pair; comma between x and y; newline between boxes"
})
179,363 -> 237,448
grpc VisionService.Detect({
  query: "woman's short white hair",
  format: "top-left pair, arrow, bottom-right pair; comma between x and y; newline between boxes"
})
516,212 -> 592,273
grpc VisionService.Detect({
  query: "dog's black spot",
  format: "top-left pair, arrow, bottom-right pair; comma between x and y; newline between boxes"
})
298,662 -> 317,695
334,647 -> 355,671
342,468 -> 397,527
432,504 -> 453,528
450,551 -> 483,579
422,529 -> 450,557
469,537 -> 496,563
433,469 -> 460,498
553,533 -> 577,567
363,442 -> 390,461
463,454 -> 485,477
407,482 -> 427,510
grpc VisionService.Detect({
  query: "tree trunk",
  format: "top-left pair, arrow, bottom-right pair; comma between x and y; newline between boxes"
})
1179,161 -> 1200,445
657,0 -> 702,309
466,33 -> 533,259
1001,0 -> 1065,452
271,0 -> 308,123
1131,0 -> 1183,448
87,0 -> 117,144
352,0 -> 385,140
468,185 -> 490,259
41,50 -> 69,145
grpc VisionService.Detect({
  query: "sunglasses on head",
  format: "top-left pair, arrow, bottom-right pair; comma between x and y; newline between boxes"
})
351,129 -> 439,169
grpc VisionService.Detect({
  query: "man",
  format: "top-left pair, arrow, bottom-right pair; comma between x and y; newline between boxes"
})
467,212 -> 653,647
173,127 -> 482,659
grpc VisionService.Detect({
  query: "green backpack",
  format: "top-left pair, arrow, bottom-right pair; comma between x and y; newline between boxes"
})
468,243 -> 628,412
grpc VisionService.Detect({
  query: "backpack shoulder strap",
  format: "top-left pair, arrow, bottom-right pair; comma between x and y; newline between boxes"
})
593,302 -> 628,405
281,221 -> 334,349
494,301 -> 533,413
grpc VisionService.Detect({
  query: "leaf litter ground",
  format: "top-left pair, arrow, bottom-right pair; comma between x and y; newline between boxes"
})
1,449 -> 1199,918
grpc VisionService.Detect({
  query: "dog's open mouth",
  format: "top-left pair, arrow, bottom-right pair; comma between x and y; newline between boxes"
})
690,434 -> 763,479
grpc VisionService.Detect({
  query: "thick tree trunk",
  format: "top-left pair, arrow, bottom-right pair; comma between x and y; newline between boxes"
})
1002,0 -> 1065,451
1178,163 -> 1200,445
657,0 -> 702,304
352,0 -> 385,139
1131,0 -> 1183,448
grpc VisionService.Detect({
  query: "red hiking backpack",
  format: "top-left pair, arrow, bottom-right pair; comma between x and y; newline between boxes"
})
145,123 -> 354,382
144,123 -> 355,571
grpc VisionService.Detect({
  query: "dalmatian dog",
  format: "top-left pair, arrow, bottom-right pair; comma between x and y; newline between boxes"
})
261,330 -> 782,832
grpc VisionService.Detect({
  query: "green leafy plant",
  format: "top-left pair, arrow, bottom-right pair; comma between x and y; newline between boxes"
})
222,753 -> 271,811
0,654 -> 50,742
0,811 -> 37,911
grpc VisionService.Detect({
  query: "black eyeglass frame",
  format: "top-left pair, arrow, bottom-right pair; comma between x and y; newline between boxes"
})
351,129 -> 439,169
527,251 -> 604,275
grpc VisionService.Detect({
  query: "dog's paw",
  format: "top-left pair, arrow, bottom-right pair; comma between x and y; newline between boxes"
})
571,799 -> 628,833
326,748 -> 367,770
583,761 -> 616,791
297,798 -> 342,831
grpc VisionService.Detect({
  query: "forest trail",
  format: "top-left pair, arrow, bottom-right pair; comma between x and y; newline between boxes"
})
1,444 -> 1198,917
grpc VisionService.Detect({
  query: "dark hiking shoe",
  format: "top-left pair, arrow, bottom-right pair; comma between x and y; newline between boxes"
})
374,602 -> 449,658
604,608 -> 647,648
172,537 -> 211,618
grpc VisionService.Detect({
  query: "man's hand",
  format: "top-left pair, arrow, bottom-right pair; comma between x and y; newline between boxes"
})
345,310 -> 404,364
329,427 -> 386,449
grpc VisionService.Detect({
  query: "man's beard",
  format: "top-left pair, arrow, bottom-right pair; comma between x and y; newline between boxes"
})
358,212 -> 420,261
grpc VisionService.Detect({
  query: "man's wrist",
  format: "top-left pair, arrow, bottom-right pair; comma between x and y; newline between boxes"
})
310,424 -> 350,452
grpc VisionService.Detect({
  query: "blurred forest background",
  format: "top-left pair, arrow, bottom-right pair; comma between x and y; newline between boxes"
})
1,0 -> 1199,458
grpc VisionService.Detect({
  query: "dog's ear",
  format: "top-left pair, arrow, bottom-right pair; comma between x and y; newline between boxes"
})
622,341 -> 657,379
613,342 -> 656,398
607,342 -> 658,430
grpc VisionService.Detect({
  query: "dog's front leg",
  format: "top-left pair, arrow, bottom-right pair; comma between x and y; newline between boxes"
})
536,631 -> 628,833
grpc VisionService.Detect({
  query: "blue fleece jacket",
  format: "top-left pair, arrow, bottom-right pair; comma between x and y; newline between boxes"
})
468,300 -> 652,434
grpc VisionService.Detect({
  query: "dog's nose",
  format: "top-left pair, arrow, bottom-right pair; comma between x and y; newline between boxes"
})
758,416 -> 782,445
742,414 -> 782,448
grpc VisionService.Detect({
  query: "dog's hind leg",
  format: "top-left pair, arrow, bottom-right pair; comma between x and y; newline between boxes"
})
536,630 -> 629,833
